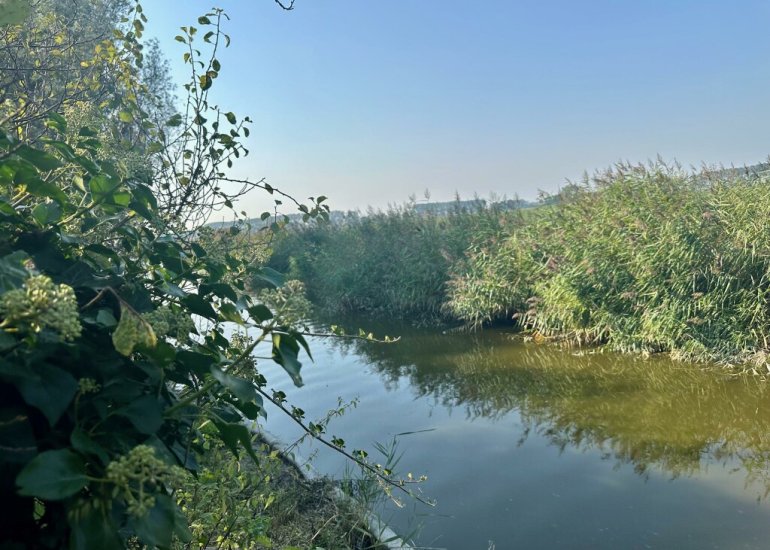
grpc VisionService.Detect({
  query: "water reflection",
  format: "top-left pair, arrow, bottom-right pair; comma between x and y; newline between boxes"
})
328,323 -> 770,493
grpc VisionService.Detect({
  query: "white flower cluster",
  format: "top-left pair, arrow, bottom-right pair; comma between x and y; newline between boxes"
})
106,445 -> 187,517
142,306 -> 195,344
0,275 -> 81,340
78,377 -> 100,394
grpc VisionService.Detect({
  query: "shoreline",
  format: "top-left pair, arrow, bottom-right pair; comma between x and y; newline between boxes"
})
252,427 -> 415,550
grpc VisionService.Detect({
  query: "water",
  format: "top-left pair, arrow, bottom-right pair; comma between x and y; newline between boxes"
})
255,322 -> 770,549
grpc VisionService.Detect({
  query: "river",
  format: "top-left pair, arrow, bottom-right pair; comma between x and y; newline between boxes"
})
256,322 -> 770,549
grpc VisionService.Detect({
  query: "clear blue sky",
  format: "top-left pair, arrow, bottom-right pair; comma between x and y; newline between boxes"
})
145,1 -> 770,214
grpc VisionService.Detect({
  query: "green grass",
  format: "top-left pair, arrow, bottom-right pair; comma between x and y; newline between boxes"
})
176,436 -> 385,550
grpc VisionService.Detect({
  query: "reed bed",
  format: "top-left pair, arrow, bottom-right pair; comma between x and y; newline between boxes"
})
448,161 -> 770,366
269,161 -> 770,367
268,201 -> 509,322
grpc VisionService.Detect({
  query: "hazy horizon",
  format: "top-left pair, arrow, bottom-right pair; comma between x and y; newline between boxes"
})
145,1 -> 770,215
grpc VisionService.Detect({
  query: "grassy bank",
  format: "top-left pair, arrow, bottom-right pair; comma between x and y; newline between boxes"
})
270,162 -> 770,368
177,434 -> 386,549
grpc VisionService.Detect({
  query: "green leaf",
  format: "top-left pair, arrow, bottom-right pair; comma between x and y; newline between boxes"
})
0,360 -> 79,426
247,304 -> 273,323
89,174 -> 117,202
183,294 -> 217,320
128,494 -> 177,548
45,113 -> 68,134
218,302 -> 244,324
0,198 -> 15,216
23,174 -> 69,204
214,422 -> 259,463
175,350 -> 215,378
130,182 -> 157,209
118,111 -> 134,123
199,73 -> 213,91
20,364 -> 78,426
43,139 -> 77,161
160,281 -> 187,298
210,366 -> 257,403
31,201 -> 62,225
15,144 -> 63,171
112,302 -> 157,356
116,395 -> 163,434
199,282 -> 237,301
293,331 -> 314,362
166,113 -> 183,127
71,428 -> 109,464
16,449 -> 88,500
112,190 -> 131,207
190,243 -> 207,258
0,250 -> 29,293
255,267 -> 285,289
197,15 -> 211,24
272,333 -> 303,387
71,153 -> 100,174
95,308 -> 118,328
233,399 -> 264,420
69,503 -> 122,550
225,112 -> 236,125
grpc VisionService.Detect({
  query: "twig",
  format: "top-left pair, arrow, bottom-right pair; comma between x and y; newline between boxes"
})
274,0 -> 296,10
255,386 -> 435,507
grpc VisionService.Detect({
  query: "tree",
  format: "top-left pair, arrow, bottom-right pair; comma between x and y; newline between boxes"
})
0,2 -> 422,548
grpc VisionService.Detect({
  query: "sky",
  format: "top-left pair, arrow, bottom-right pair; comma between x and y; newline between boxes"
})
144,1 -> 770,216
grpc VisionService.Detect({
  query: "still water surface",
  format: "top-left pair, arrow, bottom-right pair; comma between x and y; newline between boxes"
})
257,323 -> 770,549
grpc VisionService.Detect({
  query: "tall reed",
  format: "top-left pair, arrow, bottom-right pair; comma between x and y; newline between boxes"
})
448,161 -> 770,365
268,201 -> 509,322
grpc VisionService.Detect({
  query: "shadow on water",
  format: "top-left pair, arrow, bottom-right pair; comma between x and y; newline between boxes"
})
325,320 -> 770,496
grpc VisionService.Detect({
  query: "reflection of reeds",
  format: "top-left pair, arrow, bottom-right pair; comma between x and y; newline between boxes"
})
328,326 -> 770,492
449,161 -> 770,367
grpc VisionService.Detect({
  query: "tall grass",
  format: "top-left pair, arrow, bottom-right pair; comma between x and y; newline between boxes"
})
268,201 -> 508,322
448,161 -> 770,365
269,161 -> 770,366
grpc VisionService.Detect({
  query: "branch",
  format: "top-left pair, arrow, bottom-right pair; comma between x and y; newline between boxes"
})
221,177 -> 305,209
255,386 -> 435,507
274,0 -> 295,10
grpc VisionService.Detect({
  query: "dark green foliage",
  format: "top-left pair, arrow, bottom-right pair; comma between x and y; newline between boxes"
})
0,5 -> 319,548
0,116 -> 316,547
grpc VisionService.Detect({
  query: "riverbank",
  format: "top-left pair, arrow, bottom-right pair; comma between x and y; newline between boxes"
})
268,161 -> 770,370
178,432 -> 393,549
